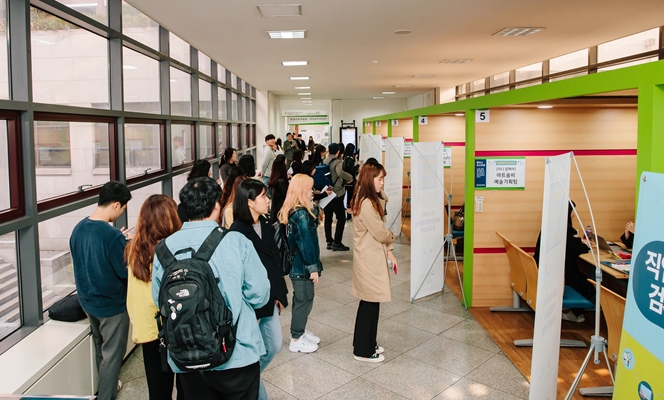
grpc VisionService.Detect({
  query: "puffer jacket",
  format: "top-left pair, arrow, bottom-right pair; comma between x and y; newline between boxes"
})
287,206 -> 323,279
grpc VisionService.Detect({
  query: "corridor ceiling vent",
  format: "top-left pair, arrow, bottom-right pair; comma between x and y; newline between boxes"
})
412,75 -> 435,78
257,4 -> 302,18
394,29 -> 411,35
440,59 -> 473,64
267,30 -> 306,39
492,27 -> 544,37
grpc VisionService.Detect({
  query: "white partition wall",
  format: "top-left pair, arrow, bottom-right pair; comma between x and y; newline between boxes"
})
384,137 -> 404,236
360,134 -> 382,163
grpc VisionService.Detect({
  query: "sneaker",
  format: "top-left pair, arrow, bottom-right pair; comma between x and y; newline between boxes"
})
327,242 -> 333,250
562,310 -> 583,323
375,345 -> 384,354
346,214 -> 353,221
303,329 -> 321,344
331,242 -> 350,251
289,337 -> 318,353
117,380 -> 123,392
354,353 -> 385,363
576,313 -> 586,323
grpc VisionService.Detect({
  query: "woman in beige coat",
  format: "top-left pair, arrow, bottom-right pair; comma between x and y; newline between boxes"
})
350,162 -> 398,363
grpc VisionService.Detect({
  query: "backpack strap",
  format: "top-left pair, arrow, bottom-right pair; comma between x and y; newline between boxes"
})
194,227 -> 228,262
155,240 -> 177,269
327,158 -> 341,187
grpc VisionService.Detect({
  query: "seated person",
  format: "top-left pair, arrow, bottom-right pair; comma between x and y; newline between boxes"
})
534,200 -> 593,323
620,221 -> 634,249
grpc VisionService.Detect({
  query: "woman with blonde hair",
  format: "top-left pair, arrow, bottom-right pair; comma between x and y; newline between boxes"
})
278,174 -> 323,353
350,162 -> 397,363
124,195 -> 184,400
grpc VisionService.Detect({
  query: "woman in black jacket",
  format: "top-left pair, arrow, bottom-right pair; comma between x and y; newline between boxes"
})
268,154 -> 290,224
230,179 -> 288,400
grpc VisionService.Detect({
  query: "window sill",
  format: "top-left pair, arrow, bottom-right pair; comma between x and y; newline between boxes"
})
35,168 -> 72,176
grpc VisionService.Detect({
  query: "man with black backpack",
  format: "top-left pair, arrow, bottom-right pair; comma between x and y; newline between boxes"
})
151,177 -> 270,400
323,143 -> 353,251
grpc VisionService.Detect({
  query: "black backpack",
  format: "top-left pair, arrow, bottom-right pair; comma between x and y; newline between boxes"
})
272,209 -> 297,276
155,227 -> 237,371
342,156 -> 357,177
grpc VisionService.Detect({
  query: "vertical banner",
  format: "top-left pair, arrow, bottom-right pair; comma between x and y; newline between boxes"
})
367,134 -> 383,162
614,172 -> 664,399
359,134 -> 372,162
529,153 -> 571,399
410,142 -> 445,300
384,137 -> 404,237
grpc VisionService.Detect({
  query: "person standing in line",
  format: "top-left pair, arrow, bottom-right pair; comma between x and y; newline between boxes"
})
350,162 -> 397,363
125,195 -> 184,400
275,138 -> 284,155
177,159 -> 211,224
152,177 -> 270,399
69,181 -> 132,400
230,179 -> 289,400
238,154 -> 259,179
278,174 -> 323,353
283,132 -> 296,168
342,143 -> 360,221
288,149 -> 304,176
172,136 -> 186,166
219,147 -> 238,184
268,154 -> 289,224
312,144 -> 326,166
219,169 -> 247,229
297,133 -> 306,151
261,134 -> 277,186
307,137 -> 316,160
322,143 -> 353,251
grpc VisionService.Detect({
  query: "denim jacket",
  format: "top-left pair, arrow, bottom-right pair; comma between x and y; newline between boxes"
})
287,206 -> 323,279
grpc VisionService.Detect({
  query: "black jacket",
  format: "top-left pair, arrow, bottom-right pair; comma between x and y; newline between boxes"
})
230,217 -> 288,319
269,179 -> 289,224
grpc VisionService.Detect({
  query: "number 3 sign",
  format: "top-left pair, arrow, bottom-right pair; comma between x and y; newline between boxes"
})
475,109 -> 490,123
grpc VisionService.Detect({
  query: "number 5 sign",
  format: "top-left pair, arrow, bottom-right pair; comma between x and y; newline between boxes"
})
475,109 -> 490,123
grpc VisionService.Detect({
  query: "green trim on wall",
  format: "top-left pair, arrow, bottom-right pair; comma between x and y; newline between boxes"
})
412,117 -> 419,142
463,111 -> 475,307
387,120 -> 393,137
637,84 -> 664,205
372,121 -> 376,135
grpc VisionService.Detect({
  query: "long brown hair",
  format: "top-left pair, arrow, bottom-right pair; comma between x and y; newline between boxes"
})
350,163 -> 386,217
218,176 -> 247,225
124,195 -> 181,282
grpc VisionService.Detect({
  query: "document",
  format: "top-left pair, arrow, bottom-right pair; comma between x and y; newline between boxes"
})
319,186 -> 336,209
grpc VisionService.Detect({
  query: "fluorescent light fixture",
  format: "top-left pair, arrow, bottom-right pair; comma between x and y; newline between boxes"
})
440,59 -> 472,64
268,30 -> 306,39
290,77 -> 309,80
257,4 -> 302,17
294,86 -> 310,89
394,85 -> 411,88
298,92 -> 311,95
123,65 -> 137,70
304,104 -> 313,106
300,97 -> 311,100
537,105 -> 553,109
282,61 -> 308,66
493,27 -> 544,37
455,113 -> 465,117
394,29 -> 411,35
373,96 -> 384,99
302,101 -> 312,103
412,75 -> 435,79
382,91 -> 396,95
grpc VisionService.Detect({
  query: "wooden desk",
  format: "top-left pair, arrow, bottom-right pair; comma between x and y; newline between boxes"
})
578,252 -> 629,280
578,249 -> 628,297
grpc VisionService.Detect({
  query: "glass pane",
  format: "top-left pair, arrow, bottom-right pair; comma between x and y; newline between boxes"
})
198,52 -> 211,76
231,92 -> 238,120
125,123 -> 162,179
121,1 -> 159,50
598,28 -> 659,72
218,88 -> 228,120
217,64 -> 226,85
230,72 -> 237,89
0,231 -> 18,340
0,121 -> 9,211
34,121 -> 110,202
31,8 -> 109,109
171,124 -> 194,166
172,172 -> 188,204
0,0 -> 8,100
550,49 -> 588,82
55,0 -> 107,24
218,124 -> 227,153
123,47 -> 160,114
127,182 -> 161,228
169,32 -> 190,66
199,125 -> 214,158
199,79 -> 212,118
170,67 -> 191,117
490,72 -> 509,88
470,79 -> 484,92
38,203 -> 96,313
515,62 -> 542,82
231,124 -> 239,148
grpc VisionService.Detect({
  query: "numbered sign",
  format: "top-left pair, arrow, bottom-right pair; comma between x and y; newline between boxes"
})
391,119 -> 399,126
476,109 -> 490,123
418,116 -> 428,125
376,121 -> 382,126
365,122 -> 371,127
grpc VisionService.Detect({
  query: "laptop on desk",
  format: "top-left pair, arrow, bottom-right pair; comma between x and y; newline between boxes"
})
596,235 -> 631,255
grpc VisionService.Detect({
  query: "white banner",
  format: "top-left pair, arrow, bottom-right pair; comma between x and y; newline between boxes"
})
384,138 -> 404,237
360,134 -> 382,164
410,142 -> 445,300
529,152 -> 571,399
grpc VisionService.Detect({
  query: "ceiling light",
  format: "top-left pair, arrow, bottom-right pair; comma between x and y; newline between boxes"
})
302,101 -> 312,103
373,96 -> 384,99
304,104 -> 313,106
298,92 -> 311,95
123,65 -> 137,70
282,61 -> 308,66
538,105 -> 553,109
372,60 -> 378,64
394,29 -> 411,35
394,85 -> 411,88
493,27 -> 544,37
455,113 -> 465,117
382,92 -> 396,95
267,30 -> 306,39
440,59 -> 472,64
300,97 -> 311,100
257,4 -> 302,18
294,86 -> 310,89
412,75 -> 435,79
290,77 -> 309,80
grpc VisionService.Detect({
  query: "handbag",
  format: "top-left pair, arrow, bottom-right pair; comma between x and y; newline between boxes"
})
48,292 -> 87,322
452,204 -> 465,231
272,220 -> 293,276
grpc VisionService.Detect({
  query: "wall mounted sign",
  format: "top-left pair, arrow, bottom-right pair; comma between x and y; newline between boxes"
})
476,109 -> 490,123
475,157 -> 526,189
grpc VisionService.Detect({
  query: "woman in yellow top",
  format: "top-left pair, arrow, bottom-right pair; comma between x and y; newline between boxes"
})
124,194 -> 183,400
350,162 -> 398,363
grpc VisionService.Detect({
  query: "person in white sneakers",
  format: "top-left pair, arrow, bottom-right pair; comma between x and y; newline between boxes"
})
278,174 -> 323,353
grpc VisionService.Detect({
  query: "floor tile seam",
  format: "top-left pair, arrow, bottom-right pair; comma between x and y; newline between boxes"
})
403,342 -> 495,377
337,375 -> 410,400
385,306 -> 468,334
438,332 -> 502,355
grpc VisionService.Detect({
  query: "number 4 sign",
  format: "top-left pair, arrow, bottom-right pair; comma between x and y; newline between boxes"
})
418,116 -> 428,125
476,109 -> 490,123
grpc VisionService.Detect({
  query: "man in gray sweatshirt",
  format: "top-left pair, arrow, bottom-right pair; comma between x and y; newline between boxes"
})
261,134 -> 276,186
323,143 -> 353,251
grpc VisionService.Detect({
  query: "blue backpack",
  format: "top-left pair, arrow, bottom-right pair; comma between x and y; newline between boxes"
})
313,159 -> 340,190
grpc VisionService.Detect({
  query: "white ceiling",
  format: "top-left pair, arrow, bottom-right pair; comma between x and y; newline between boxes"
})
127,0 -> 664,100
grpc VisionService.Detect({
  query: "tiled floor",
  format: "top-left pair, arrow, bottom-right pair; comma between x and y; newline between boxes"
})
118,221 -> 530,400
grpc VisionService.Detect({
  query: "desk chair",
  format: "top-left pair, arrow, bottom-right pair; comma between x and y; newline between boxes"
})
578,280 -> 626,397
490,232 -> 530,312
443,204 -> 464,262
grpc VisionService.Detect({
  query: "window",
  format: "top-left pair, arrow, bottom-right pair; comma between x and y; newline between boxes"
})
0,231 -> 18,341
199,79 -> 212,118
123,47 -> 160,114
515,62 -> 542,88
38,203 -> 97,314
172,173 -> 188,203
198,52 -> 211,76
171,123 -> 194,167
125,122 -> 162,180
598,28 -> 660,72
217,64 -> 226,85
169,32 -> 190,66
170,67 -> 191,117
218,124 -> 229,154
55,0 -> 107,24
231,124 -> 239,148
218,88 -> 228,120
127,182 -> 161,228
231,92 -> 238,121
34,120 -> 112,202
121,1 -> 159,50
0,0 -> 8,100
490,72 -> 509,90
199,124 -> 214,159
0,120 -> 10,211
31,8 -> 109,109
550,49 -> 588,81
230,72 -> 237,89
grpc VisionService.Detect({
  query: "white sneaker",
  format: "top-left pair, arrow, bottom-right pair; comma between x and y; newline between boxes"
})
562,310 -> 583,323
117,380 -> 123,392
303,329 -> 320,344
289,337 -> 318,353
375,345 -> 384,354
354,353 -> 385,363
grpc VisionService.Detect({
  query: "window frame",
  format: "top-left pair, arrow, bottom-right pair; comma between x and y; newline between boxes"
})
0,111 -> 24,223
170,121 -> 196,171
124,118 -> 166,185
199,123 -> 216,160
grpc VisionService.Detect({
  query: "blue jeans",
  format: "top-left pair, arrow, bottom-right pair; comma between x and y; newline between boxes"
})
259,304 -> 282,400
262,176 -> 270,187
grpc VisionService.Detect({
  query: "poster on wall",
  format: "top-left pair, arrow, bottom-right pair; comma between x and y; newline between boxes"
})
384,137 -> 404,237
475,157 -> 526,189
410,142 -> 445,301
443,146 -> 452,168
613,171 -> 664,399
341,127 -> 357,147
381,136 -> 387,152
403,138 -> 413,158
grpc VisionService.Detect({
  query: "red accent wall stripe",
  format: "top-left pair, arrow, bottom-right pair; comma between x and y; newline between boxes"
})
445,142 -> 465,147
474,247 -> 536,254
475,149 -> 636,157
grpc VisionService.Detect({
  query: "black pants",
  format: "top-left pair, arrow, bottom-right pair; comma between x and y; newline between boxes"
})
353,300 -> 380,357
180,362 -> 260,400
324,195 -> 346,243
345,184 -> 355,209
141,340 -> 184,400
